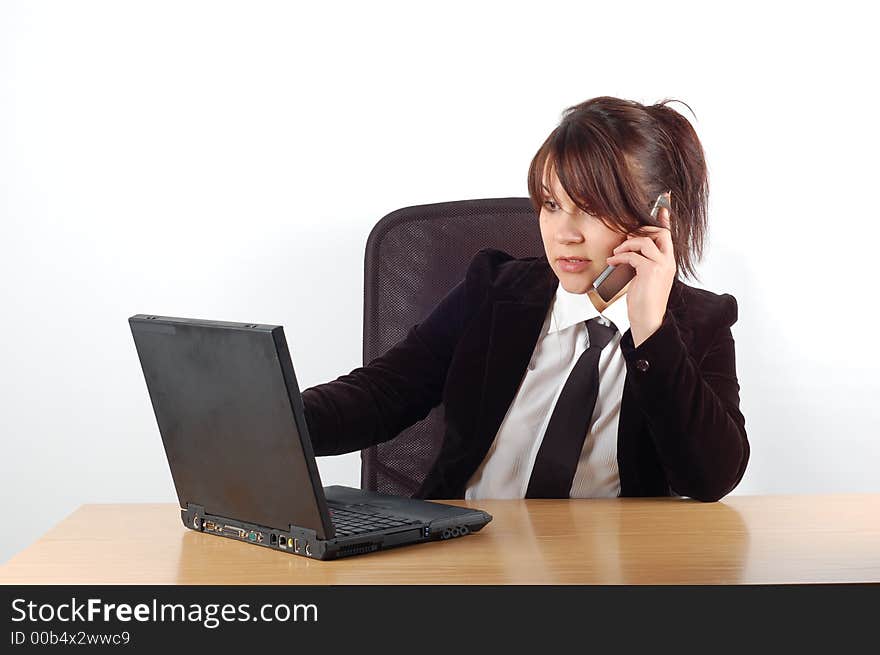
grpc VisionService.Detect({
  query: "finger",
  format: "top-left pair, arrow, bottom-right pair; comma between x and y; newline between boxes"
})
632,219 -> 673,255
655,194 -> 674,248
606,251 -> 650,272
613,236 -> 662,262
630,225 -> 669,239
651,216 -> 674,255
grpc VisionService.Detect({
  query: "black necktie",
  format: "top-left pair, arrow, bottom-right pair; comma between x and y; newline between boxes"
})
525,316 -> 618,498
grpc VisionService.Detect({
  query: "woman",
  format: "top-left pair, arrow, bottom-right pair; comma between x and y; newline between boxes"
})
302,96 -> 749,503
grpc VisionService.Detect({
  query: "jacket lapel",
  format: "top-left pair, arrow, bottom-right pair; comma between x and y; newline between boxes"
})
469,258 -> 558,463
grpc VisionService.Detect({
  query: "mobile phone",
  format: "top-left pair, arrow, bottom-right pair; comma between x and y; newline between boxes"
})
591,191 -> 672,302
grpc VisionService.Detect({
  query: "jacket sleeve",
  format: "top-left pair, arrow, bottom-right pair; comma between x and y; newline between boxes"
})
300,249 -> 491,456
618,294 -> 749,502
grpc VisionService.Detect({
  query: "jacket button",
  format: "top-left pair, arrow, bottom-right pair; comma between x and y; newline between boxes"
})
635,359 -> 650,372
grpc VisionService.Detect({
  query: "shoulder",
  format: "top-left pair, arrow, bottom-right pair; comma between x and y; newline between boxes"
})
672,279 -> 739,331
464,247 -> 539,284
462,247 -> 554,303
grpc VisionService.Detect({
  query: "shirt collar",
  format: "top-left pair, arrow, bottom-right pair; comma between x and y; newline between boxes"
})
546,280 -> 630,336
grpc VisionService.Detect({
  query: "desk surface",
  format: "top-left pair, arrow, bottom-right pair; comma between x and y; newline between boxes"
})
1,494 -> 878,585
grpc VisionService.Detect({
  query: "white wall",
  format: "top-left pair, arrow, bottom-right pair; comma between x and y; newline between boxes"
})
1,0 -> 877,565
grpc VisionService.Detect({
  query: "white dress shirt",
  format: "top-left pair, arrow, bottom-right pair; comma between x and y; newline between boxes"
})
464,281 -> 631,499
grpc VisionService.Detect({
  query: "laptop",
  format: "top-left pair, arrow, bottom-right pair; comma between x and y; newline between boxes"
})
128,314 -> 492,560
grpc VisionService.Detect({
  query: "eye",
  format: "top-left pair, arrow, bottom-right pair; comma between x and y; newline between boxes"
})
543,199 -> 559,212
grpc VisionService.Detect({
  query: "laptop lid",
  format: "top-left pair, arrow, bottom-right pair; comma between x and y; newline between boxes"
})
129,314 -> 335,540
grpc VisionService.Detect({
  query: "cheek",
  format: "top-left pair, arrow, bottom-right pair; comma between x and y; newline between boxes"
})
537,214 -> 552,240
591,226 -> 626,253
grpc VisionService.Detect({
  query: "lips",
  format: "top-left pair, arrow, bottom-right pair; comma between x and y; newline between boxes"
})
556,257 -> 591,273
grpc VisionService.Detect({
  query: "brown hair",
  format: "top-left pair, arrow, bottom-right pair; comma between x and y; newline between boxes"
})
527,96 -> 709,282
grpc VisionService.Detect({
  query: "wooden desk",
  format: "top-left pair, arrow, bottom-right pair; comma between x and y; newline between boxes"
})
1,494 -> 878,584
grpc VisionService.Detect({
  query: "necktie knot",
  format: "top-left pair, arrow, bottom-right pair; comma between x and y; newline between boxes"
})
586,316 -> 617,351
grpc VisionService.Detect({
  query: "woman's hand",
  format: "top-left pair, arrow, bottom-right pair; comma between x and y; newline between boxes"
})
604,192 -> 676,348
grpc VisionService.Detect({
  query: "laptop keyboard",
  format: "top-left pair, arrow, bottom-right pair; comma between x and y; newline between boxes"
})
327,505 -> 419,537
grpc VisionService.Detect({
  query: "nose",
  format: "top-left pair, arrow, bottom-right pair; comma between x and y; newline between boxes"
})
555,214 -> 585,244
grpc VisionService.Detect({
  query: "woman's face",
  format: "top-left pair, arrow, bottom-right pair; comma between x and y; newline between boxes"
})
539,168 -> 627,295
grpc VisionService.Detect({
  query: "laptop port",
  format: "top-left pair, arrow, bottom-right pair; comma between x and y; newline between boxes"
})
270,534 -> 277,545
294,538 -> 300,553
279,536 -> 287,548
305,542 -> 311,557
222,525 -> 247,538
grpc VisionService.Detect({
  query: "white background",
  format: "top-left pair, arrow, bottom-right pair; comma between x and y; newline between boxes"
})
1,0 -> 878,565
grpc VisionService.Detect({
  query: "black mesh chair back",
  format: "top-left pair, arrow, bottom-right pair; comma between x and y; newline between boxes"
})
361,197 -> 545,496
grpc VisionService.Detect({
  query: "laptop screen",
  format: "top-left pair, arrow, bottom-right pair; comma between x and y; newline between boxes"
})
129,315 -> 332,539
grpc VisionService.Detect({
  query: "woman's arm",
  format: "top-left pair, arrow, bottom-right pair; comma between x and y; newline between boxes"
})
300,249 -> 494,457
619,294 -> 749,502
301,280 -> 465,456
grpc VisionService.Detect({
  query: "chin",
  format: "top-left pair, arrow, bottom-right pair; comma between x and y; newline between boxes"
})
556,272 -> 595,295
558,273 -> 593,293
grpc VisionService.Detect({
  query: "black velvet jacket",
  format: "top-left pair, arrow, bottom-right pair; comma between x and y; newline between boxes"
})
302,248 -> 749,502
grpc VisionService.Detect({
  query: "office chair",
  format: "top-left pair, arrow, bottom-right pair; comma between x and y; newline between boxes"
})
360,197 -> 545,497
